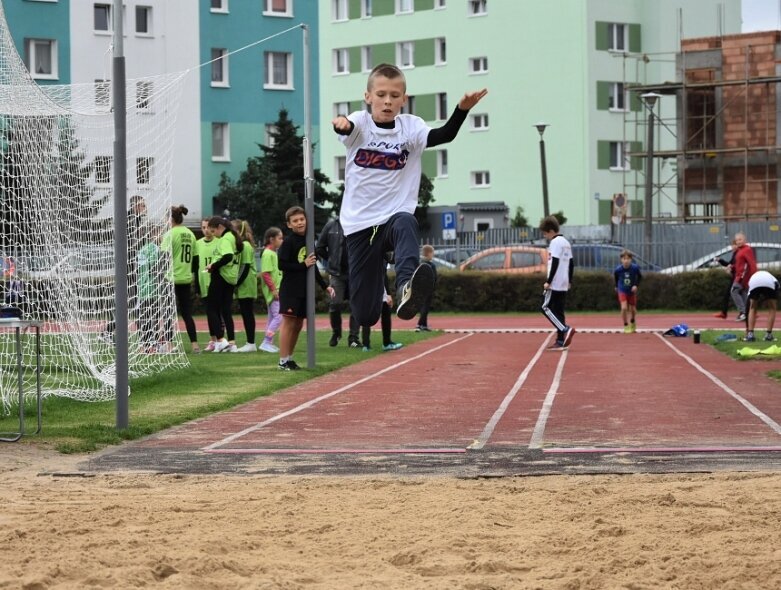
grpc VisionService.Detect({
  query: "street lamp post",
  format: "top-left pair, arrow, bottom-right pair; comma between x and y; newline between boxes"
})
534,123 -> 550,219
640,93 -> 661,264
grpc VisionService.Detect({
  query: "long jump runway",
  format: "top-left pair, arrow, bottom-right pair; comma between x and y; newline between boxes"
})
85,331 -> 781,476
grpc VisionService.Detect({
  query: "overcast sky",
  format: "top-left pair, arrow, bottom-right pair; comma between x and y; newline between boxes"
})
742,0 -> 781,31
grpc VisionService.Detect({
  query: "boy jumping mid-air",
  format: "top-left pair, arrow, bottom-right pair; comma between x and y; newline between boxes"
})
332,63 -> 487,326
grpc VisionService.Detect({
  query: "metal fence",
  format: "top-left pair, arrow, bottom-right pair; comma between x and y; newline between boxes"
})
420,219 -> 781,270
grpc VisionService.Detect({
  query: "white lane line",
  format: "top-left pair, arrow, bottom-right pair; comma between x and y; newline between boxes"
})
528,348 -> 569,449
656,333 -> 781,436
468,334 -> 553,450
203,333 -> 475,451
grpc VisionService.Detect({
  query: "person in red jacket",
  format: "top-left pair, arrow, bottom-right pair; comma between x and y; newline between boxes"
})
732,232 -> 757,322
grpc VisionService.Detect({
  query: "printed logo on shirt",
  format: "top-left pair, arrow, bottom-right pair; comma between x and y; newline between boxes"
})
354,148 -> 409,171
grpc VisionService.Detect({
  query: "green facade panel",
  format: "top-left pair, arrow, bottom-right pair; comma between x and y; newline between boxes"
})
422,150 -> 436,178
349,0 -> 361,19
349,46 -> 361,73
415,38 -> 435,67
630,141 -> 643,171
416,0 -> 435,10
595,21 -> 609,50
373,42 -> 395,65
597,140 -> 610,170
596,81 -> 610,110
629,24 -> 642,52
373,0 -> 395,17
415,94 -> 436,122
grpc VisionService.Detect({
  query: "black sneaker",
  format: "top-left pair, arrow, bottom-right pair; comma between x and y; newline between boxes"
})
348,338 -> 360,349
278,360 -> 302,371
329,333 -> 341,347
396,263 -> 435,321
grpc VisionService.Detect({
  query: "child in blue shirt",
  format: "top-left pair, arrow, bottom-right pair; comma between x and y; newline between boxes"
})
613,250 -> 642,333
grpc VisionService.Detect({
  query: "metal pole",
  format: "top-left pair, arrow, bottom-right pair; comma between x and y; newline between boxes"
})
644,108 -> 655,264
113,0 -> 129,429
301,24 -> 316,369
539,138 -> 550,218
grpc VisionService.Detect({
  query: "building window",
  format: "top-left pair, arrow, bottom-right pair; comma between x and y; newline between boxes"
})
332,0 -> 348,21
335,156 -> 346,182
135,6 -> 152,34
136,157 -> 153,185
436,93 -> 448,120
608,23 -> 626,51
396,0 -> 413,14
400,95 -> 415,115
360,46 -> 373,72
609,141 -> 630,170
333,49 -> 349,75
211,0 -> 228,12
362,0 -> 372,17
397,41 -> 414,69
136,81 -> 152,111
94,79 -> 110,108
437,150 -> 448,177
264,52 -> 292,89
212,123 -> 229,161
211,48 -> 229,86
469,56 -> 488,74
471,170 -> 490,187
334,102 -> 350,117
94,156 -> 112,184
264,0 -> 291,16
470,113 -> 489,130
94,3 -> 112,32
264,124 -> 277,148
435,38 -> 446,65
25,39 -> 57,79
609,82 -> 626,110
468,0 -> 487,16
435,0 -> 446,8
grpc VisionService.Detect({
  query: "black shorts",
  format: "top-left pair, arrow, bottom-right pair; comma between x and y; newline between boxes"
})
748,286 -> 779,303
279,293 -> 307,318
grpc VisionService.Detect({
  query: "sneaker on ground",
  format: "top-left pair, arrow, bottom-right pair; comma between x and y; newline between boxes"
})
713,311 -> 727,319
212,339 -> 230,353
396,263 -> 435,321
259,341 -> 278,353
736,313 -> 747,322
563,326 -> 576,347
382,342 -> 403,351
235,343 -> 257,352
547,342 -> 567,351
764,333 -> 776,342
362,346 -> 371,352
225,344 -> 239,353
742,334 -> 756,342
623,325 -> 632,334
204,341 -> 216,352
277,360 -> 301,371
630,323 -> 637,333
329,333 -> 341,347
348,339 -> 360,349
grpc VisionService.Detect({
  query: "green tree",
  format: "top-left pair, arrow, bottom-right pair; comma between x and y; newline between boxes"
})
414,173 -> 435,231
510,206 -> 529,228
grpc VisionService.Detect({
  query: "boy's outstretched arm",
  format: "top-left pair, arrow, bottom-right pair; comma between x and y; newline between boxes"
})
332,115 -> 354,136
427,88 -> 488,147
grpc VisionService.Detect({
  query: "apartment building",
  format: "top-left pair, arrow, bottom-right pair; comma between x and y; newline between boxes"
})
318,0 -> 740,226
4,0 -> 318,220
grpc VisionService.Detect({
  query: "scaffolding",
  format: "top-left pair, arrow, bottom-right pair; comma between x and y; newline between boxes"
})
624,31 -> 781,223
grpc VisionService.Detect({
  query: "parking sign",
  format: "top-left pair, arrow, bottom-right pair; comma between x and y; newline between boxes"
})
442,212 -> 456,240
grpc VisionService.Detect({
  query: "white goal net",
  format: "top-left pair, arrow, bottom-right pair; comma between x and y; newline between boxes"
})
0,2 -> 188,414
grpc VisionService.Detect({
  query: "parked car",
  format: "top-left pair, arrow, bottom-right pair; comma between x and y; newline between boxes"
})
459,245 -> 547,273
433,247 -> 480,266
661,242 -> 781,275
570,244 -> 661,272
429,256 -> 456,270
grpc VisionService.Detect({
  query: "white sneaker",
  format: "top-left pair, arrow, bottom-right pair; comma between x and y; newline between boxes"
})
212,339 -> 230,353
259,341 -> 279,353
235,343 -> 257,353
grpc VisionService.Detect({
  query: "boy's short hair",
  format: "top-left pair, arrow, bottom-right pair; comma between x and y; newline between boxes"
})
285,206 -> 306,221
422,244 -> 435,257
620,250 -> 633,259
539,216 -> 559,233
367,63 -> 405,91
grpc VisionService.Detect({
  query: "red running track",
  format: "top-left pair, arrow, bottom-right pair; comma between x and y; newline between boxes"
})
132,324 -> 781,456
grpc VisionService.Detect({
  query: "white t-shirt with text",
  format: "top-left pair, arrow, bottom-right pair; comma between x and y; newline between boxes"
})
338,111 -> 430,236
547,234 -> 572,291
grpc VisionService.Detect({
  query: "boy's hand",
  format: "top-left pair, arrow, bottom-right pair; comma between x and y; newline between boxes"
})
304,252 -> 317,268
332,115 -> 352,132
458,88 -> 488,110
326,286 -> 336,299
